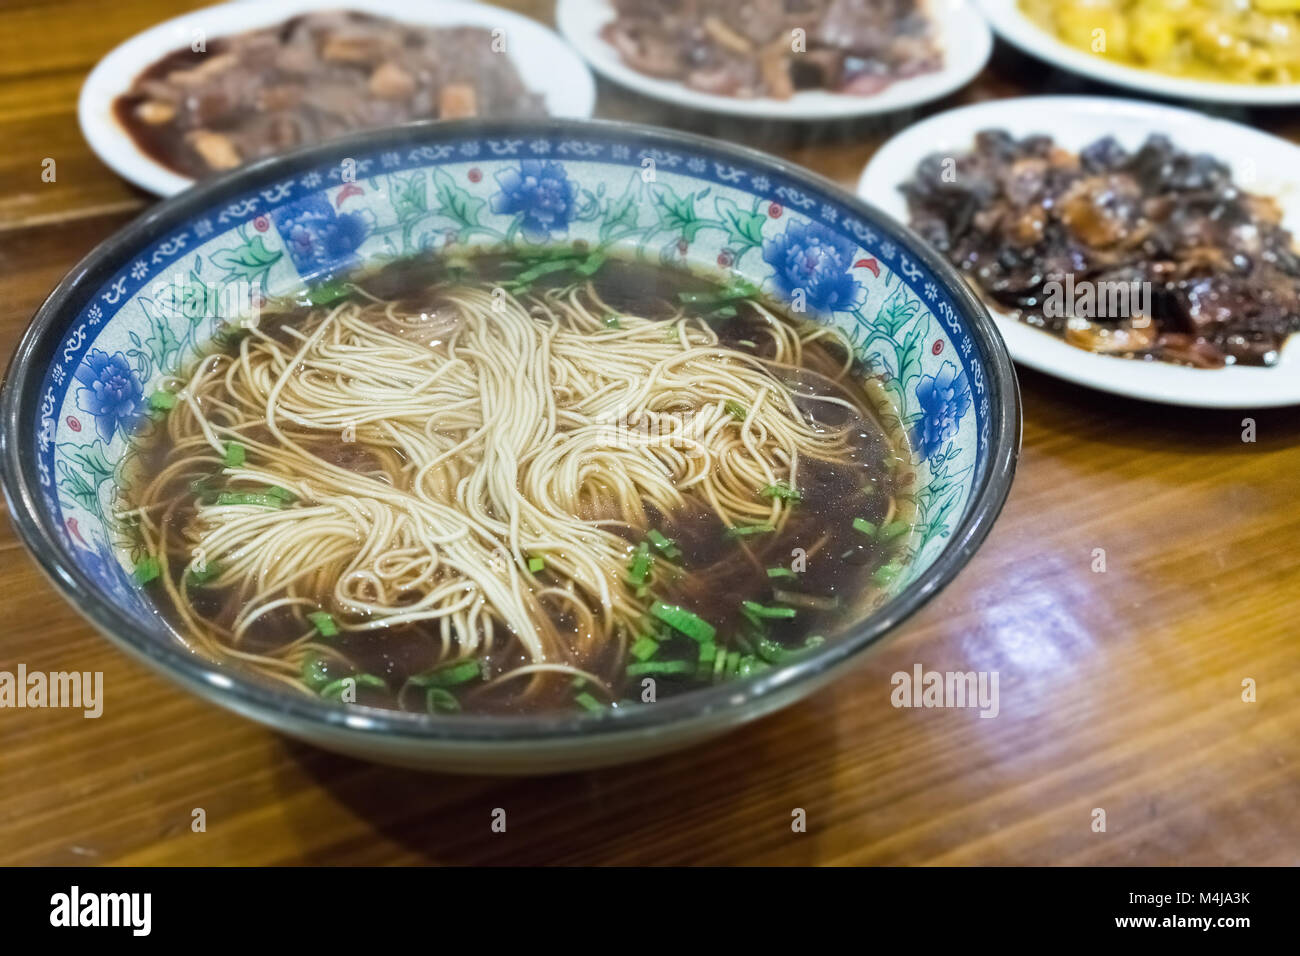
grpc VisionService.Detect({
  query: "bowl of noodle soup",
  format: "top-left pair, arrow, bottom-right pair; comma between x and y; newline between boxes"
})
0,119 -> 1018,772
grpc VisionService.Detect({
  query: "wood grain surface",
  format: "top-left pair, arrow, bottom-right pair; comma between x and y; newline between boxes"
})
0,0 -> 1296,866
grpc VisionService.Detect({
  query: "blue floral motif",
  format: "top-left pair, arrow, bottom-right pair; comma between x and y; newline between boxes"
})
270,193 -> 370,277
910,361 -> 971,461
73,349 -> 143,443
762,221 -> 862,314
491,160 -> 574,239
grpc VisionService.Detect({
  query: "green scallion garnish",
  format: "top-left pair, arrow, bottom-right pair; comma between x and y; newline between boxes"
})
873,562 -> 903,586
301,655 -> 331,692
528,556 -> 545,573
724,522 -> 775,539
760,481 -> 801,502
148,389 -> 176,411
852,517 -> 877,537
646,529 -> 681,559
215,492 -> 284,508
307,610 -> 339,637
725,399 -> 748,421
879,520 -> 910,541
409,659 -> 483,688
628,542 -> 652,586
630,636 -> 659,661
186,561 -> 222,587
223,441 -> 246,467
741,600 -> 796,620
426,687 -> 460,713
649,601 -> 716,643
132,556 -> 160,586
627,659 -> 694,677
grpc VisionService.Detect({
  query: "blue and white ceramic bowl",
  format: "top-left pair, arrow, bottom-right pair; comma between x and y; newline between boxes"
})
0,120 -> 1019,773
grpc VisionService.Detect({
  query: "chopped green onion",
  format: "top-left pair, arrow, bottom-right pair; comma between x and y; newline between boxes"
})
853,517 -> 877,537
575,691 -> 605,712
603,314 -> 621,329
741,600 -> 796,619
409,659 -> 483,688
723,651 -> 741,678
575,252 -> 607,277
528,556 -> 545,573
306,280 -> 350,307
266,485 -> 296,503
879,520 -> 910,541
873,562 -> 904,586
215,492 -> 284,508
772,589 -> 839,611
646,529 -> 680,558
766,567 -> 796,579
186,561 -> 222,587
627,659 -> 694,677
425,687 -> 460,713
628,542 -> 652,586
630,635 -> 659,662
737,655 -> 767,678
307,610 -> 339,637
301,655 -> 331,692
148,389 -> 176,411
760,481 -> 802,502
697,641 -> 717,664
725,399 -> 748,421
223,441 -> 246,467
649,601 -> 716,643
724,522 -> 775,539
320,674 -> 386,700
132,556 -> 160,586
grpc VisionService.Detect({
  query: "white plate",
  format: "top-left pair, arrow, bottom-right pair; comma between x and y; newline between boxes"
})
556,0 -> 991,120
860,95 -> 1300,408
79,0 -> 597,196
977,0 -> 1300,106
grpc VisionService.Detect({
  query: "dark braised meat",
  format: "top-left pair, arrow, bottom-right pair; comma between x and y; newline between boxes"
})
600,0 -> 940,99
901,131 -> 1300,368
114,11 -> 546,179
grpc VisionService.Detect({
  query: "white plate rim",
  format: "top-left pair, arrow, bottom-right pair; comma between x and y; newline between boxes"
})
977,0 -> 1300,106
78,0 -> 597,197
859,94 -> 1300,409
555,0 -> 992,120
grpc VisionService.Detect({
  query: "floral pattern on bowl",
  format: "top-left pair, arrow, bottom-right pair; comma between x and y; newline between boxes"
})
32,129 -> 998,613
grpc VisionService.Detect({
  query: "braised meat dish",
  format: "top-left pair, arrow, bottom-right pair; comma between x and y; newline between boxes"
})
599,0 -> 941,99
114,11 -> 546,179
902,131 -> 1300,368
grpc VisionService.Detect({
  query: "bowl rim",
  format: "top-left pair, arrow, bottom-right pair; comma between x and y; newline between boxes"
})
0,116 -> 1021,744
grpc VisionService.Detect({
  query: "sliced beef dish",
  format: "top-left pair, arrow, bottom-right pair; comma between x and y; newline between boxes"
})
113,10 -> 546,179
902,131 -> 1300,368
600,0 -> 940,99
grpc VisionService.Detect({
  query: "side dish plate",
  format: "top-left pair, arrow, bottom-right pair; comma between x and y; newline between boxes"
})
556,0 -> 991,121
79,0 -> 596,196
977,0 -> 1300,106
860,95 -> 1300,408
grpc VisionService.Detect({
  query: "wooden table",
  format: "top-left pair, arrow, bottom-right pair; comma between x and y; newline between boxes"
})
1,0 -> 1296,866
